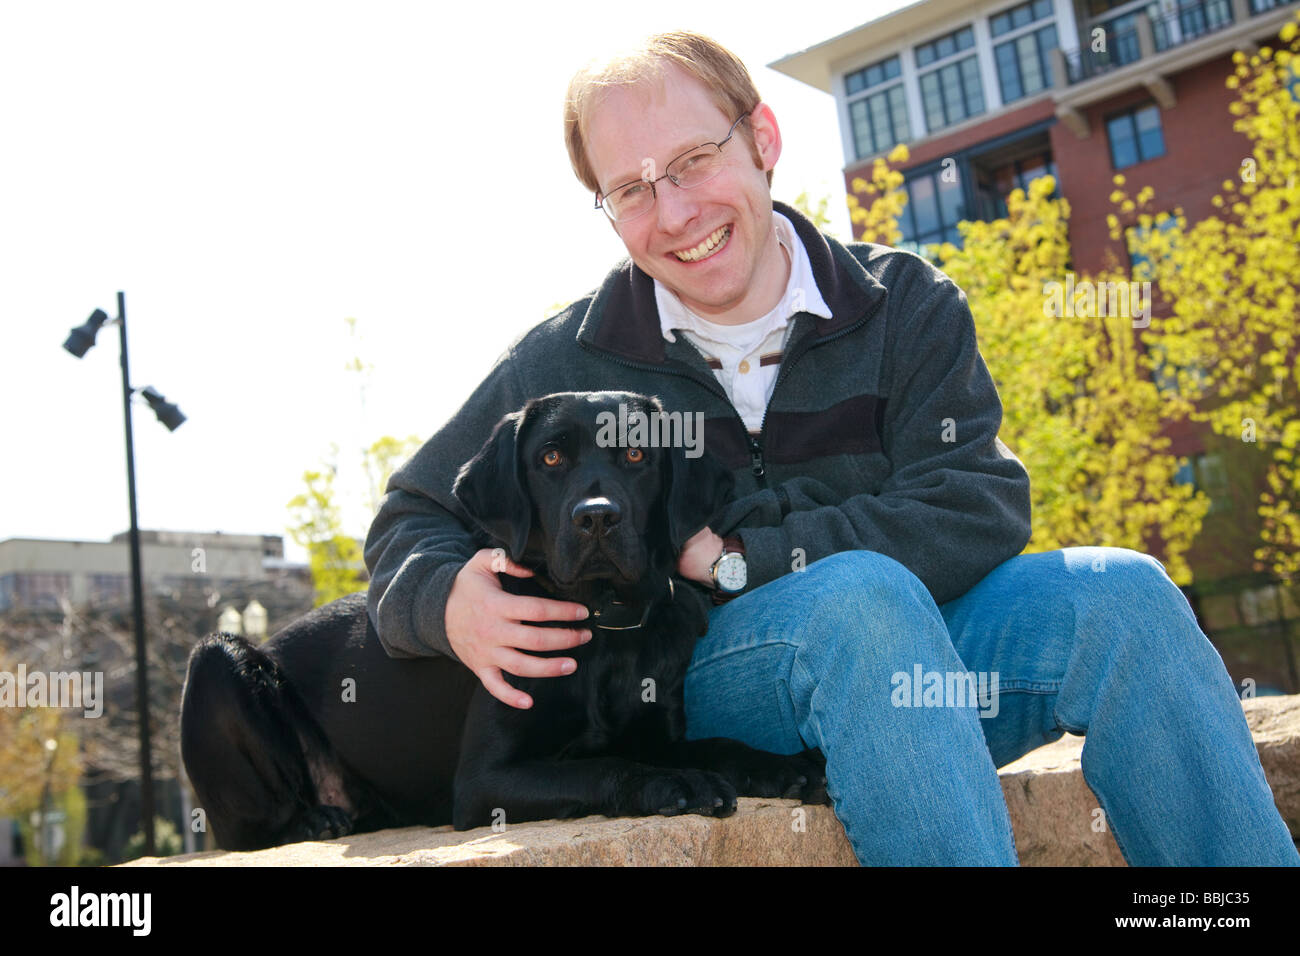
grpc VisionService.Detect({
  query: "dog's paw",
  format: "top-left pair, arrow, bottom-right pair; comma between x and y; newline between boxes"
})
621,768 -> 738,818
792,747 -> 832,806
294,804 -> 354,842
720,747 -> 831,805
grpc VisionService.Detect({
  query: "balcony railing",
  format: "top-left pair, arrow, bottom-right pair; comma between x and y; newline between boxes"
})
1063,25 -> 1141,83
1153,0 -> 1237,51
1061,0 -> 1296,86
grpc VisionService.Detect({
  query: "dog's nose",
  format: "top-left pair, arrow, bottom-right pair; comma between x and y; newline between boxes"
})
571,496 -> 622,538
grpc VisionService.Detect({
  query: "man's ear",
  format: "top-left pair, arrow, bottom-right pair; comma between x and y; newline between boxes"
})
747,102 -> 782,174
664,445 -> 735,555
452,410 -> 531,561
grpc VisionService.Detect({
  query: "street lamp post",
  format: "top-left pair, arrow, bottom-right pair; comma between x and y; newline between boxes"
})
63,291 -> 186,858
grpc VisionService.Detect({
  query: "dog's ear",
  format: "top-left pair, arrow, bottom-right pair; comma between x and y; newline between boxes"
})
664,444 -> 735,555
452,410 -> 531,561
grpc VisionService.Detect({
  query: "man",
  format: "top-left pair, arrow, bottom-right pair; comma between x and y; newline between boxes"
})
364,32 -> 1298,865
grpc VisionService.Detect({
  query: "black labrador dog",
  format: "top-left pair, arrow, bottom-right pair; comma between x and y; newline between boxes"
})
180,391 -> 827,851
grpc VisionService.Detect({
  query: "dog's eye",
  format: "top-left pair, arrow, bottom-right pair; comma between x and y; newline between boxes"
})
542,448 -> 564,467
624,447 -> 645,464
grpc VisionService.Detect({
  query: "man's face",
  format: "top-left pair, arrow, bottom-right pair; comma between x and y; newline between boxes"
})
585,66 -> 784,323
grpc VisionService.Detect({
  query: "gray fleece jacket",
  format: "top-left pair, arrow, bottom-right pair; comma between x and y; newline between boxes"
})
363,200 -> 1032,660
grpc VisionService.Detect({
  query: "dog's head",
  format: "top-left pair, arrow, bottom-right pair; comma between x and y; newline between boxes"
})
453,391 -> 732,598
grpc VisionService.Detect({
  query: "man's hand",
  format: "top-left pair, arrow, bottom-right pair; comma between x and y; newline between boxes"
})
445,548 -> 592,710
677,526 -> 724,587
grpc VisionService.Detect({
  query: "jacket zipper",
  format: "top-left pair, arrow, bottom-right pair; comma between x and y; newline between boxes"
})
579,297 -> 883,490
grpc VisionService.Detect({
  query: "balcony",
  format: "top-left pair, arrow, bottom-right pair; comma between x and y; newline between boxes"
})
1052,0 -> 1299,136
1062,0 -> 1244,84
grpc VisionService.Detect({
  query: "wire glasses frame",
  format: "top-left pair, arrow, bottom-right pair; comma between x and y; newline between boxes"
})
594,112 -> 752,223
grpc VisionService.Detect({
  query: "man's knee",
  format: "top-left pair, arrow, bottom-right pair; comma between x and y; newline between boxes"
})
774,550 -> 959,679
791,549 -> 934,615
1067,546 -> 1206,658
1068,547 -> 1181,610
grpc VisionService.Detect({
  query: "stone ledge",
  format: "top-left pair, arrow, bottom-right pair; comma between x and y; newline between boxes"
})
124,695 -> 1298,867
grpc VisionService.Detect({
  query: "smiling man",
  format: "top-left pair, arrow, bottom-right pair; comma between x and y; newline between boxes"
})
365,31 -> 1299,866
581,72 -> 787,324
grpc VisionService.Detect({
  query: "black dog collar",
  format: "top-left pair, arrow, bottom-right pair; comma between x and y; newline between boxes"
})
588,577 -> 675,631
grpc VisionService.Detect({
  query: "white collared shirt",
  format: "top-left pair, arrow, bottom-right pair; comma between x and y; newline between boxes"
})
654,211 -> 833,432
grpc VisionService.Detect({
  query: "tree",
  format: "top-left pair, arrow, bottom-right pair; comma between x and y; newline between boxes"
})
791,190 -> 836,234
844,150 -> 1209,581
363,434 -> 424,516
286,454 -> 367,607
287,318 -> 424,606
1115,13 -> 1300,582
0,651 -> 82,824
846,143 -> 908,246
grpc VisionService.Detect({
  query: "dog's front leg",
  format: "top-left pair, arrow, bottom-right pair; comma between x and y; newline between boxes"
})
641,739 -> 831,805
452,756 -> 740,830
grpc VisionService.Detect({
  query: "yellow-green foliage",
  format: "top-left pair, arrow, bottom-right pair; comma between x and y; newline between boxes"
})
1115,13 -> 1300,581
847,144 -> 909,246
286,462 -> 366,607
791,190 -> 835,233
0,660 -> 83,822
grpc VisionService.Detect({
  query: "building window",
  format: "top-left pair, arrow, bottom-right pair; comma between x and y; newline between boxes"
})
1095,9 -> 1146,67
995,24 -> 1059,102
845,55 -> 901,94
992,0 -> 1058,103
1164,0 -> 1234,47
916,26 -> 985,133
1174,452 -> 1230,514
89,573 -> 130,607
974,150 -> 1059,220
1125,216 -> 1178,281
845,56 -> 910,159
1107,103 -> 1165,169
1146,342 -> 1208,397
899,167 -> 966,253
915,25 -> 977,67
991,0 -> 1055,36
8,573 -> 71,610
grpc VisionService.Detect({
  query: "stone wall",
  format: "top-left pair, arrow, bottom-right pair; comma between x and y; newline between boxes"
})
123,695 -> 1298,866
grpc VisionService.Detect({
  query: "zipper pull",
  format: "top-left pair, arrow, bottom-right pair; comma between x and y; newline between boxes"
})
750,437 -> 765,479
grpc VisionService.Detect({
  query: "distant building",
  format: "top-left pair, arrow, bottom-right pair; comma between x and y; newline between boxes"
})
0,530 -> 302,612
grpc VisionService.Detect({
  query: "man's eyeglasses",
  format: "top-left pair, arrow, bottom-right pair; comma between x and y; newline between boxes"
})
595,113 -> 751,224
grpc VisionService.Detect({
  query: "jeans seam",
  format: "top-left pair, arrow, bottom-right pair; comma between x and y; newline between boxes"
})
689,637 -> 801,672
790,652 -> 820,753
992,681 -> 1060,694
1083,771 -> 1138,866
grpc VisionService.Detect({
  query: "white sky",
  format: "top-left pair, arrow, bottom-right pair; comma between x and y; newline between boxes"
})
2,0 -> 909,562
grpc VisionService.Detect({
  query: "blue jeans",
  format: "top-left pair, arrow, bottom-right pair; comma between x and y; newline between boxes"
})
683,547 -> 1300,866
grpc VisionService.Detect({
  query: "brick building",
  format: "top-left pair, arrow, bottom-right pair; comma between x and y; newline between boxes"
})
773,0 -> 1300,690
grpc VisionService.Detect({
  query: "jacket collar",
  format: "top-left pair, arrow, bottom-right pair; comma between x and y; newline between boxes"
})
576,199 -> 887,366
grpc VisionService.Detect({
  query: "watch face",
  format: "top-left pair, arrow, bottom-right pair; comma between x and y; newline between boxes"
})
716,553 -> 747,593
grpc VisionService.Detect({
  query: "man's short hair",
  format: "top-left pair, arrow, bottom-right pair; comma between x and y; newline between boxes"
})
564,31 -> 772,196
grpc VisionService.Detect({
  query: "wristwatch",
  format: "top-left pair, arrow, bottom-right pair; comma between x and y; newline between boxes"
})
709,535 -> 747,604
